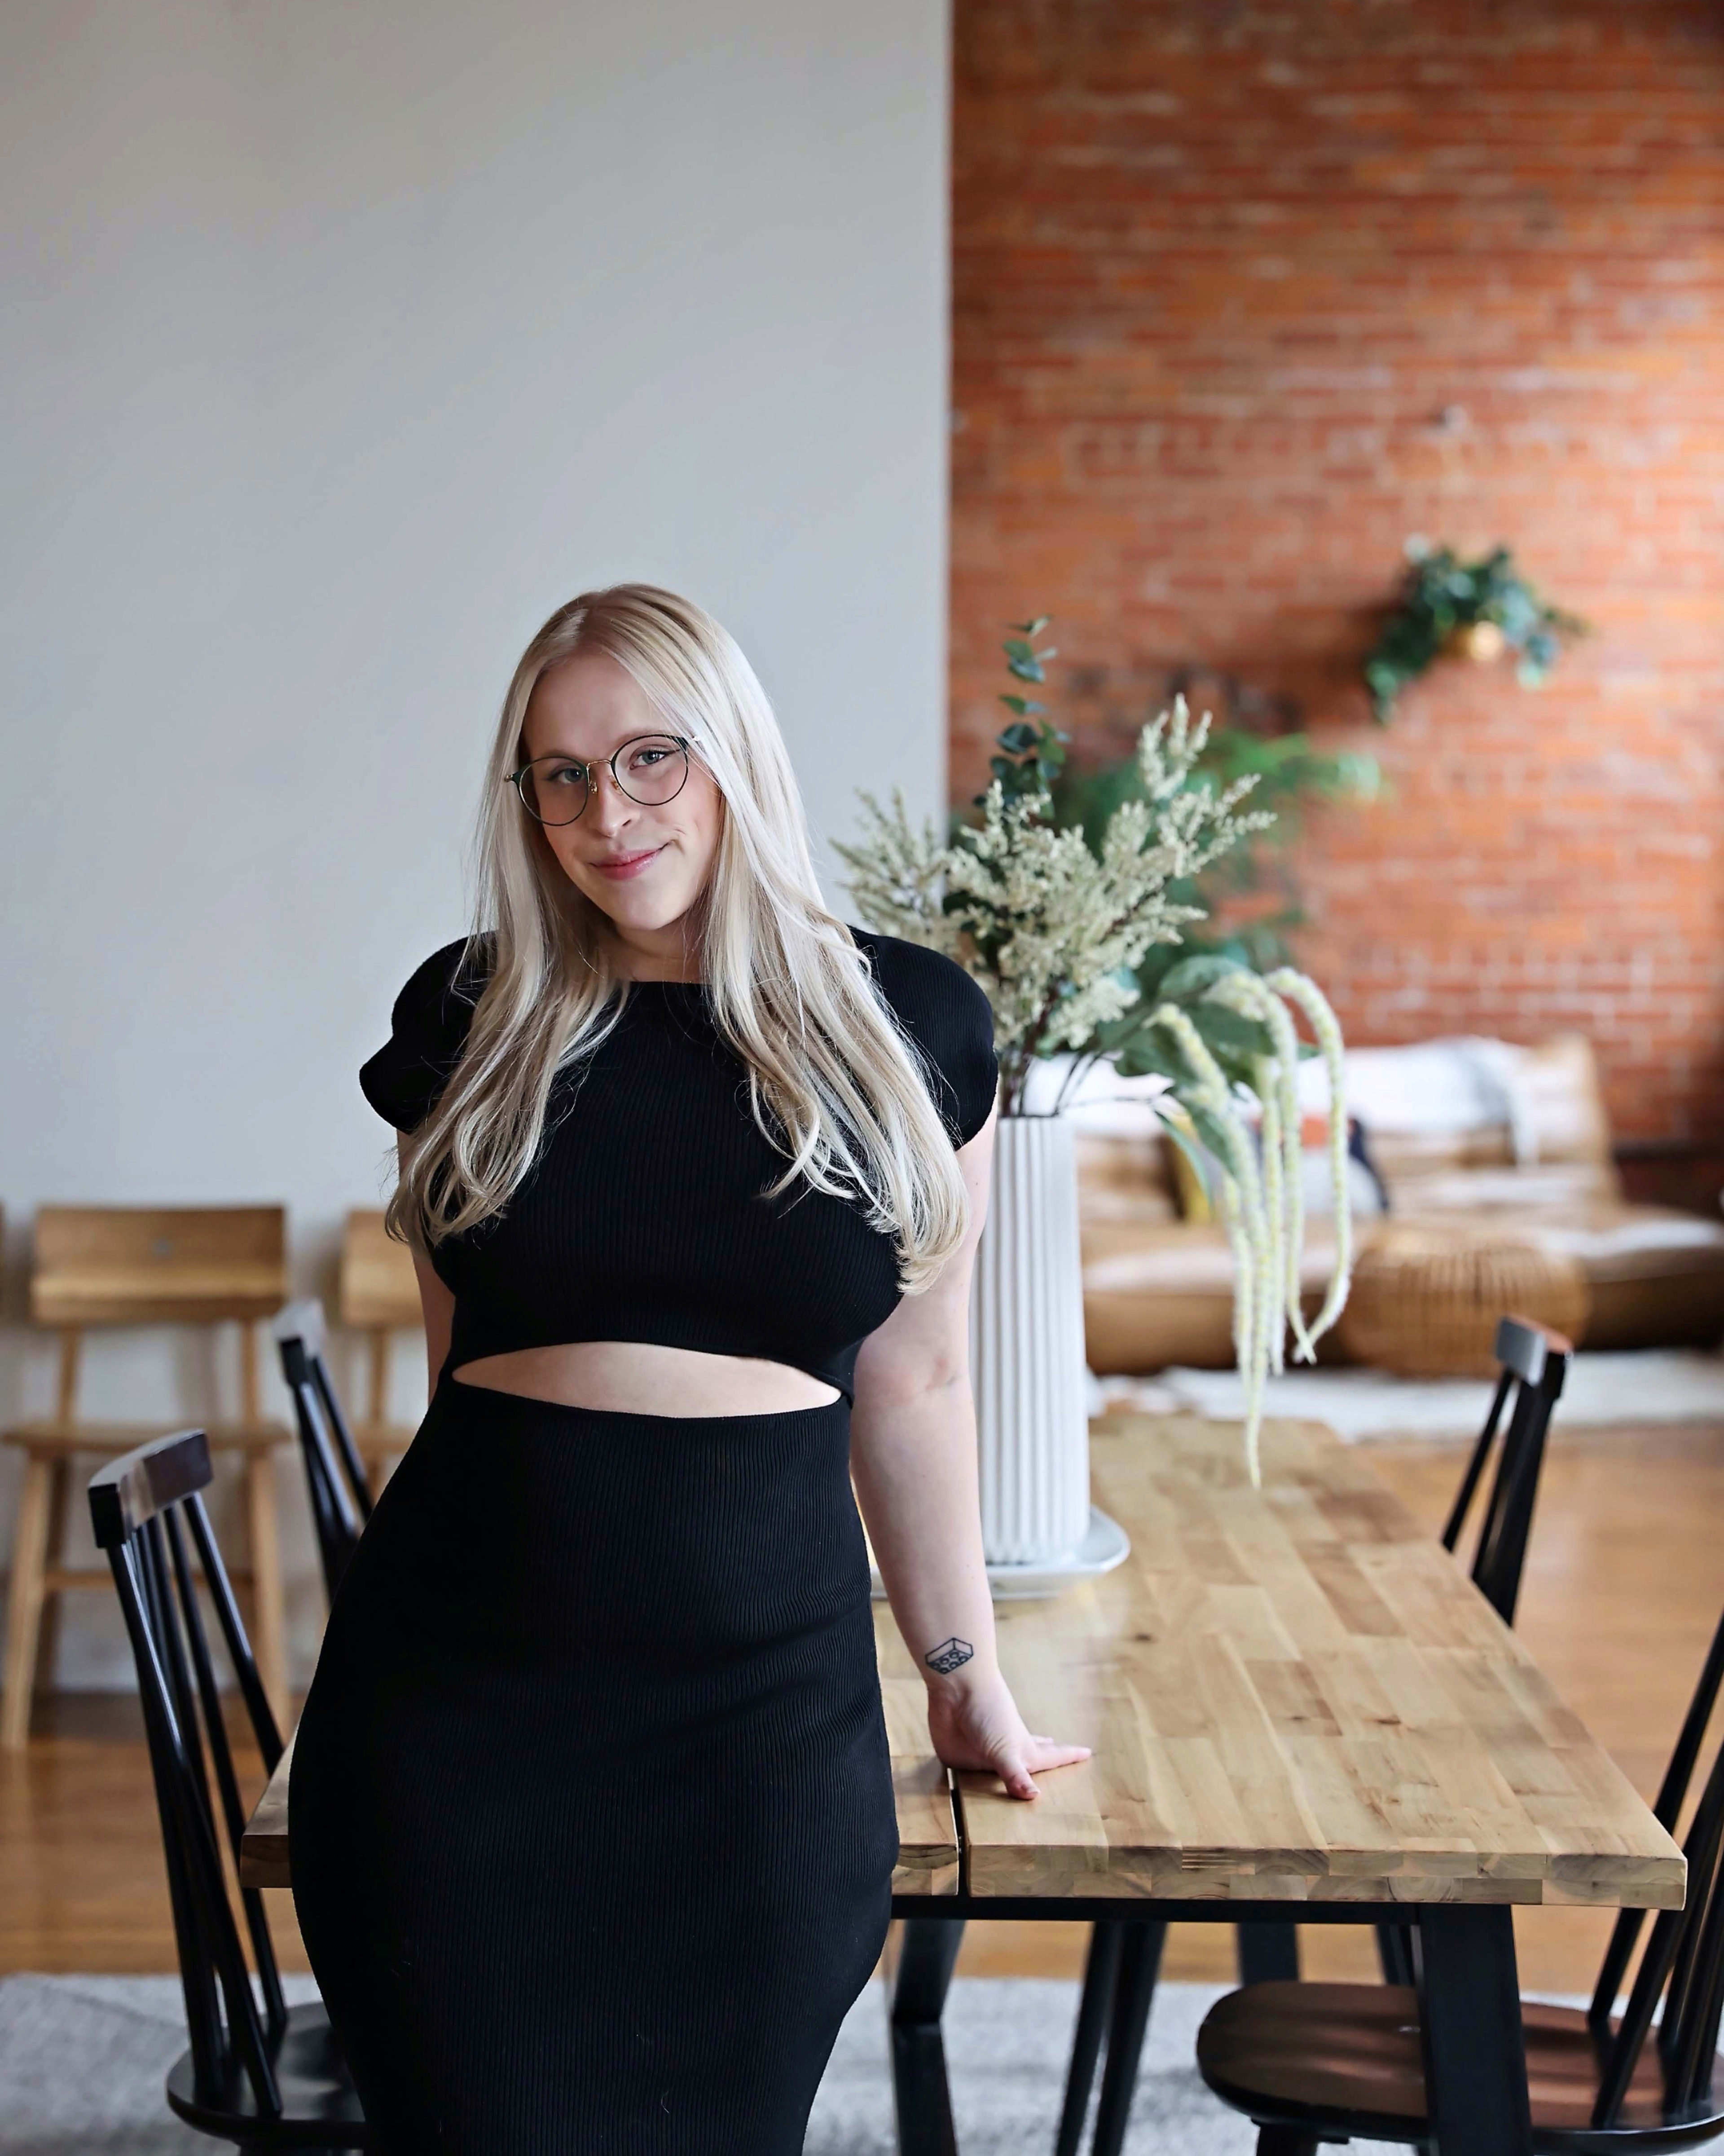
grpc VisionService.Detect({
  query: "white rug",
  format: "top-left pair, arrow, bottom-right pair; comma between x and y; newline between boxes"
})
1093,1348 -> 1724,1443
0,1973 -> 1406,2154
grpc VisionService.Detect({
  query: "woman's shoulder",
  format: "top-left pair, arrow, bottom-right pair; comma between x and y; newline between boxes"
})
846,924 -> 998,1146
359,933 -> 497,1134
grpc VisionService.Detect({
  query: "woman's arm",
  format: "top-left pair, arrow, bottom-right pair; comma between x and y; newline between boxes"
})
849,1103 -> 1092,1799
399,1137 -> 456,1393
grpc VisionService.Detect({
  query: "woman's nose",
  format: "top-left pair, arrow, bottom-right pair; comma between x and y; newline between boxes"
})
586,764 -> 636,830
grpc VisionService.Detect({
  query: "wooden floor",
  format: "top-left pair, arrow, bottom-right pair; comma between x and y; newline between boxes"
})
4,1423 -> 1721,1993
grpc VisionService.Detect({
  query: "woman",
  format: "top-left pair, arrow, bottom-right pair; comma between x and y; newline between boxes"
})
290,583 -> 1091,2155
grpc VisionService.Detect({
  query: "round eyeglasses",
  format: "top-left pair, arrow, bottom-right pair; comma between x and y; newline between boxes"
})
509,732 -> 696,826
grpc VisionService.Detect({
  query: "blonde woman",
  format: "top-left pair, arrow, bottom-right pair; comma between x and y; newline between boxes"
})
289,585 -> 1091,2154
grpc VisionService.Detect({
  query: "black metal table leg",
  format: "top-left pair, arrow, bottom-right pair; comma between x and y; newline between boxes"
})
1376,1918 -> 1417,1985
1088,1918 -> 1166,2156
1054,1921 -> 1124,2156
1417,1903 -> 1531,2156
891,1914 -> 967,2156
1236,1920 -> 1300,1983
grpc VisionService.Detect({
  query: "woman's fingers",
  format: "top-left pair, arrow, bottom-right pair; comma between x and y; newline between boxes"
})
992,1745 -> 1040,1800
992,1735 -> 1092,1798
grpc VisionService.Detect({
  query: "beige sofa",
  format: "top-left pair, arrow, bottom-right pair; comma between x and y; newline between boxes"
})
1075,1033 -> 1724,1373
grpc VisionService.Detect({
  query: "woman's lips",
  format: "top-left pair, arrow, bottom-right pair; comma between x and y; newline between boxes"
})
590,845 -> 665,880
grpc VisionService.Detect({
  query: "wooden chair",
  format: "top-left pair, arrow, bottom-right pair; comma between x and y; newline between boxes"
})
271,1297 -> 372,1606
87,1428 -> 370,2148
1196,1591 -> 1724,2153
1056,1313 -> 1574,2156
337,1208 -> 422,1485
2,1206 -> 292,1746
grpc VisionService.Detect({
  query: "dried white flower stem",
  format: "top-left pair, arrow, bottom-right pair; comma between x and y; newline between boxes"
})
1150,969 -> 1355,1486
1148,1002 -> 1275,1486
1206,970 -> 1317,1363
1266,968 -> 1353,1346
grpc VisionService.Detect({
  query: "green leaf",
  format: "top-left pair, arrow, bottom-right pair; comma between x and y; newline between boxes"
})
998,695 -> 1048,717
1186,1004 -> 1276,1063
1181,1098 -> 1243,1170
1008,616 -> 1052,636
1113,1033 -> 1186,1082
1157,1104 -> 1216,1195
1157,953 -> 1250,1002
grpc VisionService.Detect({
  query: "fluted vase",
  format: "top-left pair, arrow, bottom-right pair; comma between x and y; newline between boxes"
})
968,1111 -> 1092,1566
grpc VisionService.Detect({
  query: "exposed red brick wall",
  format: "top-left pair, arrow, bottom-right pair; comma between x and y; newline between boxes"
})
951,0 -> 1724,1148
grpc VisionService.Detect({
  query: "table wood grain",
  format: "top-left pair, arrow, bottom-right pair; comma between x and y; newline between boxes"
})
243,1413 -> 1680,1917
959,1414 -> 1685,1908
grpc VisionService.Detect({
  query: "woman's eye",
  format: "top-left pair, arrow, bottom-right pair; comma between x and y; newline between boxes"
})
544,763 -> 585,787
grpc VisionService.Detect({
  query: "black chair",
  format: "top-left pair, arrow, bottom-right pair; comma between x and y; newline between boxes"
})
1055,1314 -> 1574,2156
88,1427 -> 370,2148
1441,1313 -> 1570,1627
1196,1592 -> 1724,2153
271,1298 -> 373,1605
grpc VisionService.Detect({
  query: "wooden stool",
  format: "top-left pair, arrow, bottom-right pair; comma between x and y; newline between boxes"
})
2,1205 -> 293,1746
338,1208 -> 423,1487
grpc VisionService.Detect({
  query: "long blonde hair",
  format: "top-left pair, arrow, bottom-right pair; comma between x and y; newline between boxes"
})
387,583 -> 971,1293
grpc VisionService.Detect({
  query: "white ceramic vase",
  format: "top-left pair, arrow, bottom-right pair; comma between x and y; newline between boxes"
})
969,1111 -> 1092,1565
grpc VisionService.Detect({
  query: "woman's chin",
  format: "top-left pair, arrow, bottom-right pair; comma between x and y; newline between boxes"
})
581,881 -> 700,939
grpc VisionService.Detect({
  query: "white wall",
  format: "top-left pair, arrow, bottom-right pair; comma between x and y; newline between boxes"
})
0,0 -> 950,1684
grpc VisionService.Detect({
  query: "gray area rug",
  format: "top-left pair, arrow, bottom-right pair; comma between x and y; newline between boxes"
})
0,1973 -> 1407,2153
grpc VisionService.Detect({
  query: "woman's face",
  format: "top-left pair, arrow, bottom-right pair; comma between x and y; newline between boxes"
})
519,650 -> 724,955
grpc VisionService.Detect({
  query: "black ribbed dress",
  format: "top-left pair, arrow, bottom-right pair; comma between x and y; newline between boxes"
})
289,927 -> 998,2156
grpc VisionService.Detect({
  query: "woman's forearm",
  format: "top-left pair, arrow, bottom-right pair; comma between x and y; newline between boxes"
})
849,1372 -> 1000,1695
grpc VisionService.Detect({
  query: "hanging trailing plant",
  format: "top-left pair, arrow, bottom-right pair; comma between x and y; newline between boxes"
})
1363,538 -> 1588,723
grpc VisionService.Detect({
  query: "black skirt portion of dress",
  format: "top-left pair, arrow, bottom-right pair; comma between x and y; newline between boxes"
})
289,1377 -> 898,2156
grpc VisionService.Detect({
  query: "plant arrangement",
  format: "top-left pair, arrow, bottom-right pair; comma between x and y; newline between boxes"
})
836,620 -> 1355,1483
1363,538 -> 1588,723
1049,680 -> 1379,1033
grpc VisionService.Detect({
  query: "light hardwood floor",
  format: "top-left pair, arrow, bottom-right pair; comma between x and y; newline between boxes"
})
3,1423 -> 1721,1988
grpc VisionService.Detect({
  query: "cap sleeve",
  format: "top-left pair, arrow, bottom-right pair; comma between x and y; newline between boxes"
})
359,936 -> 493,1134
850,926 -> 1000,1148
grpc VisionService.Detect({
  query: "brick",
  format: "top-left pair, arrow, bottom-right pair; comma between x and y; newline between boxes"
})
951,0 -> 1724,1146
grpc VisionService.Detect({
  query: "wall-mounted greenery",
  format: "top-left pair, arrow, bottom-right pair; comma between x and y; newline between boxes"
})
1363,538 -> 1588,723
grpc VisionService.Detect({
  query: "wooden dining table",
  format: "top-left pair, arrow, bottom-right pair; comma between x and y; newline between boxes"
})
243,1410 -> 1684,2156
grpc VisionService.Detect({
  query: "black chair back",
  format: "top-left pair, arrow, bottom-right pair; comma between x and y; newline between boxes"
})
1440,1313 -> 1570,1626
271,1297 -> 372,1602
88,1429 -> 288,2118
1377,1314 -> 1572,1991
1587,1598 -> 1724,2130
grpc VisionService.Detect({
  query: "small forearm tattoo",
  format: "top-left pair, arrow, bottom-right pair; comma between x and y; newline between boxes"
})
924,1636 -> 975,1676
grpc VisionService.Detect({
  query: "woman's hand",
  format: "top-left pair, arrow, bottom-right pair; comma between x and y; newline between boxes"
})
926,1669 -> 1092,1802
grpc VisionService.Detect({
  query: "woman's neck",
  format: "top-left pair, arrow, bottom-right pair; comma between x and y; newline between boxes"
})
604,923 -> 704,984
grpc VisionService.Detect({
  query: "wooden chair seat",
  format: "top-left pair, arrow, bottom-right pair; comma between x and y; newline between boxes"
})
1197,1980 -> 1724,2149
5,1418 -> 290,1454
351,1420 -> 416,1459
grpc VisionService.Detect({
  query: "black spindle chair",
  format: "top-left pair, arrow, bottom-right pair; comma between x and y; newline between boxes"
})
1056,1314 -> 1573,2156
271,1298 -> 373,1605
1372,1313 -> 1572,1987
1196,1592 -> 1724,2153
88,1427 -> 370,2148
1442,1313 -> 1571,1628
